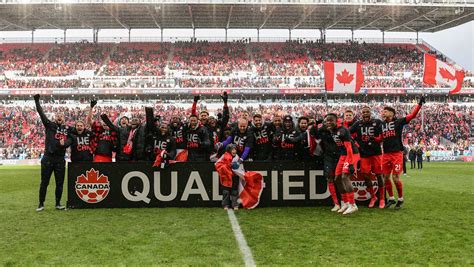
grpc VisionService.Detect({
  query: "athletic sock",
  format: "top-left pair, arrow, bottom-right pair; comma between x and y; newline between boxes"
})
342,193 -> 348,204
349,192 -> 355,205
367,185 -> 375,199
328,182 -> 339,206
395,180 -> 404,198
385,181 -> 394,198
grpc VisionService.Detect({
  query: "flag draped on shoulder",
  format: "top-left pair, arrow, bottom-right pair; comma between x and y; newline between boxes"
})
215,154 -> 264,209
423,54 -> 465,94
324,62 -> 364,93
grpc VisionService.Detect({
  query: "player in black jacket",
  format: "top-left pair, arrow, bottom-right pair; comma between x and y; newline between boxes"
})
350,106 -> 385,209
186,115 -> 211,161
273,115 -> 298,160
70,120 -> 94,163
218,118 -> 254,161
144,107 -> 177,163
250,114 -> 274,161
33,94 -> 72,212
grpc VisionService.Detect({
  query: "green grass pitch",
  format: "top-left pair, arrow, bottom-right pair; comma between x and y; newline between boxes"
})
1,162 -> 472,265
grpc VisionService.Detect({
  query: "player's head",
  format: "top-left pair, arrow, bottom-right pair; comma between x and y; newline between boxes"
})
199,110 -> 209,124
383,107 -> 396,121
361,106 -> 372,121
324,113 -> 338,130
130,118 -> 141,129
238,118 -> 248,134
54,112 -> 65,125
253,114 -> 263,128
189,115 -> 199,128
208,116 -> 217,128
159,121 -> 169,135
344,110 -> 354,122
171,116 -> 181,127
240,111 -> 250,121
75,120 -> 85,134
298,116 -> 309,131
120,116 -> 129,127
283,115 -> 293,129
273,115 -> 282,128
226,144 -> 237,157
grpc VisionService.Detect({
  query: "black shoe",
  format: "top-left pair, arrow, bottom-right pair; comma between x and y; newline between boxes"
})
395,200 -> 404,210
36,204 -> 44,212
55,204 -> 66,210
385,199 -> 396,209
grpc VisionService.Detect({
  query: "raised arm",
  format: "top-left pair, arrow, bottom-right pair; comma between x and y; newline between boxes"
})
100,113 -> 119,132
87,99 -> 97,126
191,95 -> 200,116
220,91 -> 230,127
33,94 -> 51,127
145,107 -> 155,133
405,96 -> 425,123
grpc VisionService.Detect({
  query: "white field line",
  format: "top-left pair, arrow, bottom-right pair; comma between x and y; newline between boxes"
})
227,209 -> 256,267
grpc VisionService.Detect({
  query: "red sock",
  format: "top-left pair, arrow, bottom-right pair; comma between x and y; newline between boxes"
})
379,185 -> 385,200
367,185 -> 375,199
385,181 -> 394,198
341,193 -> 348,203
328,182 -> 339,206
395,180 -> 403,198
349,192 -> 355,204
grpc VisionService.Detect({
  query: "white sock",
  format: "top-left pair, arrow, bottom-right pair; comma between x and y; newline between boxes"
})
398,197 -> 404,201
389,197 -> 395,200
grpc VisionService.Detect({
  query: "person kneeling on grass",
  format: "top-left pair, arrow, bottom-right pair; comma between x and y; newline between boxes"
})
215,144 -> 240,211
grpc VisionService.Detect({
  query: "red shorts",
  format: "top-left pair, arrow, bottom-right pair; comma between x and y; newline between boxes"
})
94,154 -> 112,162
360,155 -> 383,174
335,154 -> 360,176
382,152 -> 403,175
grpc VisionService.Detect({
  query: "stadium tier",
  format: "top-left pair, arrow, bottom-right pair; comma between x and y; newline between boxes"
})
1,41 -> 473,94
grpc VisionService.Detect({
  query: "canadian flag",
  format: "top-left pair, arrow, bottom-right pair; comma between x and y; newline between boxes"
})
423,54 -> 465,94
324,62 -> 364,93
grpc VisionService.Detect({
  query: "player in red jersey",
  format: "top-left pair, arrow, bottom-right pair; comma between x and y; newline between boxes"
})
350,106 -> 385,208
381,96 -> 425,209
325,113 -> 360,215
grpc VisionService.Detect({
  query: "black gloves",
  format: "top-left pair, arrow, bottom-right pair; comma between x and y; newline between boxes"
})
220,91 -> 228,103
33,94 -> 40,101
90,99 -> 97,108
418,95 -> 426,106
194,95 -> 200,102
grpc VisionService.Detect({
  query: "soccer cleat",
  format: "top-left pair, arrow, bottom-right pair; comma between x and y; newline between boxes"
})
337,203 -> 349,213
378,199 -> 385,209
368,196 -> 378,208
395,200 -> 404,210
385,199 -> 396,209
55,204 -> 66,210
331,204 -> 341,212
352,204 -> 358,212
36,204 -> 44,212
343,205 -> 356,215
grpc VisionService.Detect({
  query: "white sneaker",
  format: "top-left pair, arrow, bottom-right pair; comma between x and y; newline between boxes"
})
36,205 -> 44,212
55,205 -> 66,210
352,204 -> 358,211
337,203 -> 349,213
331,204 -> 341,212
343,205 -> 357,215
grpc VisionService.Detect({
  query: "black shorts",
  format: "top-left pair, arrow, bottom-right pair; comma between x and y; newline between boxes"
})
323,155 -> 339,179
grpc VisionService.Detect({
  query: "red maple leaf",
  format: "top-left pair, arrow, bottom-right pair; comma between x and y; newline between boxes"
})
77,168 -> 108,184
439,67 -> 456,82
336,69 -> 354,85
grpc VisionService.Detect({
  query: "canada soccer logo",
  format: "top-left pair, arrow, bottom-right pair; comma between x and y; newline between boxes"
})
75,168 -> 110,203
351,173 -> 379,201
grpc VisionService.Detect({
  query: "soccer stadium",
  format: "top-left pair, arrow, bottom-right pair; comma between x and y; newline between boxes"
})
0,0 -> 473,265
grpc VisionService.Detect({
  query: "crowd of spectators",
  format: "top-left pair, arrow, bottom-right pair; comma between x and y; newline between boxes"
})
3,41 -> 472,90
1,100 -> 471,160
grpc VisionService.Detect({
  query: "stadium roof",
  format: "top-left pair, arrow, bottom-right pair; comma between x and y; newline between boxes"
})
0,0 -> 473,33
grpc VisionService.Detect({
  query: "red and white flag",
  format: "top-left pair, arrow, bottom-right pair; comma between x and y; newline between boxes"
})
324,62 -> 364,93
423,54 -> 465,94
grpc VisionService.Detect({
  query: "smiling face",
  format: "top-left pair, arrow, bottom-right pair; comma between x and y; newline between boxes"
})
159,121 -> 169,135
253,116 -> 262,128
382,109 -> 394,121
120,117 -> 129,127
238,119 -> 248,134
55,113 -> 65,125
344,111 -> 354,122
362,107 -> 371,122
299,119 -> 308,131
130,118 -> 140,129
325,115 -> 337,130
75,121 -> 85,134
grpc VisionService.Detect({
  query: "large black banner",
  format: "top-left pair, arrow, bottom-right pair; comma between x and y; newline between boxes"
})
67,161 -> 332,209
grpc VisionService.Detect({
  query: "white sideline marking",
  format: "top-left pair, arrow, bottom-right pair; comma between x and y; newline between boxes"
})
227,209 -> 256,267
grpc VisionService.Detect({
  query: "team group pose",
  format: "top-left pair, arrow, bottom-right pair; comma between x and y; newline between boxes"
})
33,93 -> 425,214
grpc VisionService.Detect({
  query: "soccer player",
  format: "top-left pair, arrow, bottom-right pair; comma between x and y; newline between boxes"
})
250,114 -> 274,161
144,107 -> 177,163
218,118 -> 254,161
186,114 -> 210,161
87,101 -> 118,162
350,106 -> 385,208
325,113 -> 360,215
169,116 -> 187,161
33,94 -> 72,211
70,120 -> 94,163
312,119 -> 341,211
273,115 -> 298,160
343,109 -> 356,128
381,96 -> 425,209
